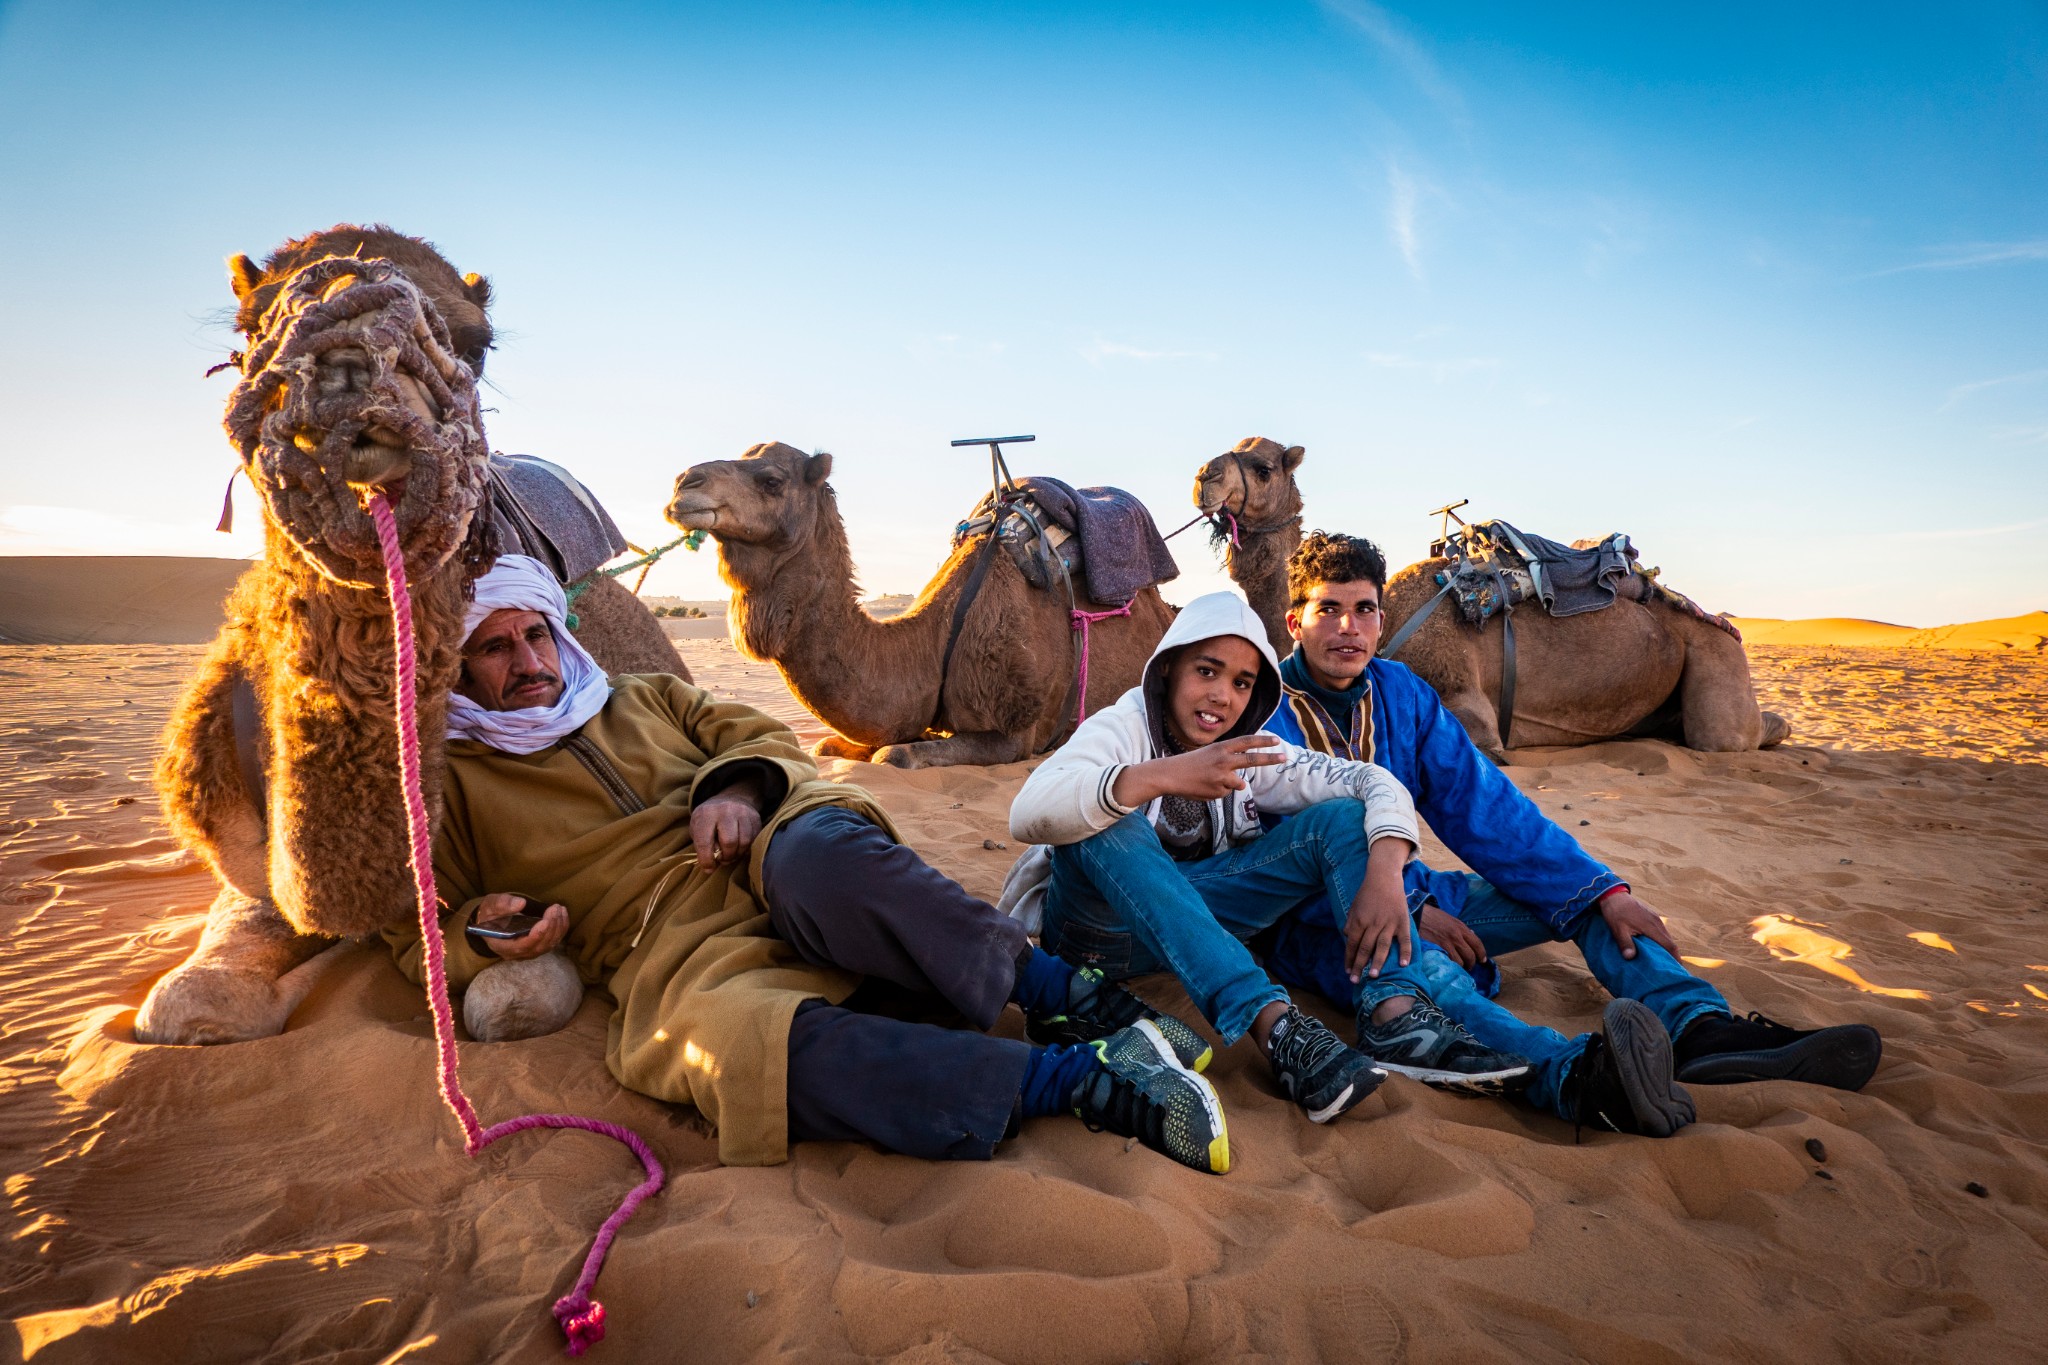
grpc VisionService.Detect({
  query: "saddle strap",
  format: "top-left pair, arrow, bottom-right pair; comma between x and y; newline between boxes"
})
229,665 -> 269,828
1498,611 -> 1517,751
932,532 -> 1003,733
1380,581 -> 1453,661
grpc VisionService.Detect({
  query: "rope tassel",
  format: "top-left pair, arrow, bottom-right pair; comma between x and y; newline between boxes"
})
368,492 -> 663,1355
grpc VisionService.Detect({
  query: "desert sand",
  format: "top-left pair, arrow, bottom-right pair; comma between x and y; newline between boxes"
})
3,616 -> 2048,1362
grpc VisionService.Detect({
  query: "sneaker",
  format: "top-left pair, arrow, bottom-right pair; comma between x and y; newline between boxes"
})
1072,1021 -> 1229,1175
1559,1000 -> 1695,1138
1354,998 -> 1533,1095
1674,1010 -> 1881,1090
1027,966 -> 1214,1073
1266,1005 -> 1386,1124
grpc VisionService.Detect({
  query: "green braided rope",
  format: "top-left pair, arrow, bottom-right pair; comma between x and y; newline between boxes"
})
564,530 -> 706,628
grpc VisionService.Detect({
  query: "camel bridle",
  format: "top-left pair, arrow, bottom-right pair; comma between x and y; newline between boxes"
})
1204,449 -> 1299,540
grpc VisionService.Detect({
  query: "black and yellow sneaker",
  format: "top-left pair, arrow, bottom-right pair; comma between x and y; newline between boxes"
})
1072,1021 -> 1230,1175
1028,966 -> 1214,1073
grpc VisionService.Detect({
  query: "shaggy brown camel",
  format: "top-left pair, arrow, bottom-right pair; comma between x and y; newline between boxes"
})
667,443 -> 1175,768
1194,437 -> 1791,762
137,226 -> 676,1047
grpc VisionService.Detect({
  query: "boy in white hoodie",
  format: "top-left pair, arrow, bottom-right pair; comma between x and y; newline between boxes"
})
1006,593 -> 1528,1122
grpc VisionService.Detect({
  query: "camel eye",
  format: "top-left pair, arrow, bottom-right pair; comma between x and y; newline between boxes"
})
757,475 -> 785,494
1253,465 -> 1270,481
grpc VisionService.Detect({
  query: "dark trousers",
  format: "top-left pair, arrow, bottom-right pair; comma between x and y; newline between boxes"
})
764,807 -> 1033,1160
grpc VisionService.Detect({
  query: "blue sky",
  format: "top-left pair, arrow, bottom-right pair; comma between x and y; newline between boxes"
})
1,1 -> 2042,623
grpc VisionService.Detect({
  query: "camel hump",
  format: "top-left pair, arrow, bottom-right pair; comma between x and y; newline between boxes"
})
486,454 -> 629,585
960,475 -> 1178,606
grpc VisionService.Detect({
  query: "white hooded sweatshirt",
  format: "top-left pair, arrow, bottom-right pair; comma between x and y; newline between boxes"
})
999,591 -> 1419,931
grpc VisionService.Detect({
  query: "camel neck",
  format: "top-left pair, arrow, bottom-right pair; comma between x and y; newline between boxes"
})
1228,516 -> 1301,646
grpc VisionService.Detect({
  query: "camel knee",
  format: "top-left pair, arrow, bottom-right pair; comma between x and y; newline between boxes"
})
463,953 -> 584,1042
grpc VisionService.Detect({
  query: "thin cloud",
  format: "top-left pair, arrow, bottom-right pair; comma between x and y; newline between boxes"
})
1080,339 -> 1217,365
1319,0 -> 1470,131
1940,368 -> 2048,410
1364,351 -> 1497,382
1386,162 -> 1425,280
1888,515 -> 2048,541
1872,240 -> 2048,276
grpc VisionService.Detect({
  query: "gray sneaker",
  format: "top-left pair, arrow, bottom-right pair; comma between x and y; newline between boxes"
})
1267,1005 -> 1387,1123
1356,998 -> 1532,1094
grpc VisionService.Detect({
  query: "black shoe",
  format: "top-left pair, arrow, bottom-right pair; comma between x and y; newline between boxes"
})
1071,1022 -> 1230,1175
1355,998 -> 1533,1095
1027,966 -> 1213,1073
1266,1005 -> 1386,1123
1559,1000 -> 1695,1138
1673,1010 -> 1881,1090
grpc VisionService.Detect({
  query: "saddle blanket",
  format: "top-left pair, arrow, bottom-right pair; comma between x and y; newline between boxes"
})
487,454 -> 630,586
958,476 -> 1178,606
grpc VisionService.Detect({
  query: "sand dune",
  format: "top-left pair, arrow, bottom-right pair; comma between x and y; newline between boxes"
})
0,557 -> 250,645
4,634 -> 2048,1361
1733,610 -> 2048,651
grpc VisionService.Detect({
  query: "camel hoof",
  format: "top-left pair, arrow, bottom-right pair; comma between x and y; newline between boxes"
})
872,743 -> 924,769
463,953 -> 584,1042
1760,711 -> 1791,748
135,964 -> 289,1045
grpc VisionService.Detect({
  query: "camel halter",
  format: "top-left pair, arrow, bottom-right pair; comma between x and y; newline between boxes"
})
369,491 -> 662,1355
1204,450 -> 1298,549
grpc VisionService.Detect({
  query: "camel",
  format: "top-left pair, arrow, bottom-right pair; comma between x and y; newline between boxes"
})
136,225 -> 680,1047
1194,437 -> 1791,762
666,443 -> 1176,768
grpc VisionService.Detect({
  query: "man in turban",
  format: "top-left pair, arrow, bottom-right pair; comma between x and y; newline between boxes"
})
384,555 -> 1230,1174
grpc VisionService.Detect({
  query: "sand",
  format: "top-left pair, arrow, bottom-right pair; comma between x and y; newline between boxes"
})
1733,611 -> 2048,652
4,623 -> 2048,1362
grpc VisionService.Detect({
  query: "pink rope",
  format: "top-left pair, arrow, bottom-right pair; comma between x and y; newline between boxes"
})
1069,602 -> 1134,722
1223,510 -> 1242,550
368,494 -> 663,1356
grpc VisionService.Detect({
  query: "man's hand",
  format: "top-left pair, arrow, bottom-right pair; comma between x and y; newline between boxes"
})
1344,837 -> 1414,981
692,781 -> 765,869
470,893 -> 569,961
1597,888 -> 1676,960
1112,734 -> 1287,808
1418,903 -> 1487,969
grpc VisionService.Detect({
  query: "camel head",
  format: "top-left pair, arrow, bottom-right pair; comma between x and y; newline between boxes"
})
220,225 -> 497,588
666,442 -> 836,551
1194,437 -> 1304,545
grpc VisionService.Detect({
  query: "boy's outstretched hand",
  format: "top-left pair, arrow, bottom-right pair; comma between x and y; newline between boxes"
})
1113,733 -> 1288,807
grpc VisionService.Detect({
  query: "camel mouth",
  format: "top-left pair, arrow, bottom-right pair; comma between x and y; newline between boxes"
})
665,495 -> 721,533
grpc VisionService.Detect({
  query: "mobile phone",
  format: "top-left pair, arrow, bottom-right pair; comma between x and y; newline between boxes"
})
469,897 -> 549,940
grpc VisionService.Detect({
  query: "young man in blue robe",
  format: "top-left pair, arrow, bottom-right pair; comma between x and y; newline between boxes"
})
1260,532 -> 1882,1136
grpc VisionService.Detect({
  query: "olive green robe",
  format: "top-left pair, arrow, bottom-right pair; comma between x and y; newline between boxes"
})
384,674 -> 895,1166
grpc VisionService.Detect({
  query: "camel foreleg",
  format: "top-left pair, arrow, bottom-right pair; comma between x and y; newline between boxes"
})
874,731 -> 1034,769
1674,623 -> 1768,752
135,886 -> 339,1044
1436,688 -> 1510,765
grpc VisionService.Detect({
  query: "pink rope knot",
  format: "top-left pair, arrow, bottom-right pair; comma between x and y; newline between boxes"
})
1070,601 -> 1135,722
554,1296 -> 607,1356
368,493 -> 663,1354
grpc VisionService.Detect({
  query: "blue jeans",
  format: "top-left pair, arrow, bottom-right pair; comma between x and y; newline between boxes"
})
1415,875 -> 1729,1116
1040,801 -> 1432,1044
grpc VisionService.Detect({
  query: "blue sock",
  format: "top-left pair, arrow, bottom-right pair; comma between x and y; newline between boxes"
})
1017,1042 -> 1104,1119
1011,947 -> 1077,1016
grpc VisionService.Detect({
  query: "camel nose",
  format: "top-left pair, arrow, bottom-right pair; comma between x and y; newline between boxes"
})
677,467 -> 707,490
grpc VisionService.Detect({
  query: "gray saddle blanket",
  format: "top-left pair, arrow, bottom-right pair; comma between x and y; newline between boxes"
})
1441,519 -> 1738,640
487,454 -> 629,585
959,476 -> 1178,606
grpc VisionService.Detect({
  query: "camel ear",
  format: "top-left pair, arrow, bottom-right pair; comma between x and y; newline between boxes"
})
462,272 -> 493,310
804,452 -> 833,485
1281,445 -> 1305,472
227,254 -> 264,302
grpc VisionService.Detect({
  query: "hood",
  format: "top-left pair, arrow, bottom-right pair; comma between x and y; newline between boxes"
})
1142,591 -> 1283,749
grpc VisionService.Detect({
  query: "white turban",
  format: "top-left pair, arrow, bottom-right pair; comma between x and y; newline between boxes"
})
447,555 -> 612,754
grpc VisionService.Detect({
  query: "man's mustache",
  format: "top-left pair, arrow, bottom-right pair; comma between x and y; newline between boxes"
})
508,670 -> 562,693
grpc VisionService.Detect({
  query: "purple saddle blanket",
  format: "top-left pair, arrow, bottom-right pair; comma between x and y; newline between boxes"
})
486,454 -> 629,585
996,476 -> 1178,606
